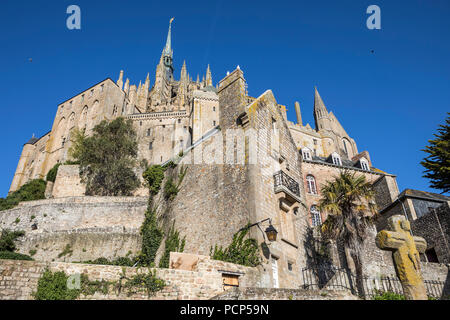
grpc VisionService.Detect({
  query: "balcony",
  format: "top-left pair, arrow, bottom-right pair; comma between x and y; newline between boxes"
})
273,170 -> 301,203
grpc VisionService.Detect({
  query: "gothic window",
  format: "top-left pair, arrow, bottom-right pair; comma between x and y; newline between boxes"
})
68,112 -> 75,130
213,121 -> 216,126
213,107 -> 216,112
178,119 -> 181,124
79,106 -> 88,129
90,89 -> 94,97
90,101 -> 99,121
101,84 -> 104,92
302,148 -> 312,161
343,139 -> 348,155
311,205 -> 322,227
81,94 -> 84,103
149,142 -> 153,150
306,175 -> 317,194
112,105 -> 118,116
332,153 -> 341,166
147,129 -> 151,137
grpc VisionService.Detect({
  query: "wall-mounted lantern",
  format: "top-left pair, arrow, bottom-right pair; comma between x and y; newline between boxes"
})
240,218 -> 278,243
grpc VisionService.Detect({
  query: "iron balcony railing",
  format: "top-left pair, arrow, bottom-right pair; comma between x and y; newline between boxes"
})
273,170 -> 300,198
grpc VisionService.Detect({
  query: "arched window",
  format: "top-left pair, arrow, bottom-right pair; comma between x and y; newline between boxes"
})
306,175 -> 317,194
310,205 -> 322,227
68,112 -> 75,129
79,106 -> 88,129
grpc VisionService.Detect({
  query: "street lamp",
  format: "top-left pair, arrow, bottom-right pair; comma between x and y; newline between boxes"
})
240,218 -> 278,243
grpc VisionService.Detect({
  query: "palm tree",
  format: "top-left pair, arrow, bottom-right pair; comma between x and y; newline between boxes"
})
319,170 -> 377,291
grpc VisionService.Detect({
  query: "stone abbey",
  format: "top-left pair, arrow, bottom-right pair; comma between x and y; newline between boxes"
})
2,20 -> 448,299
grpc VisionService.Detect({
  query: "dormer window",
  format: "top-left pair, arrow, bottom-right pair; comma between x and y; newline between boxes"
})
302,148 -> 312,161
331,153 -> 341,166
360,158 -> 369,171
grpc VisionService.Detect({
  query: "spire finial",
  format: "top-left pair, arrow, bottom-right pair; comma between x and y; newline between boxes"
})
163,18 -> 175,58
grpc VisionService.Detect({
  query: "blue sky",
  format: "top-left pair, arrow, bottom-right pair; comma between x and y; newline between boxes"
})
0,0 -> 449,197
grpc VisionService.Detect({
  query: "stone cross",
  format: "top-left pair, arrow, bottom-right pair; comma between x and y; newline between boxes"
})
376,215 -> 428,300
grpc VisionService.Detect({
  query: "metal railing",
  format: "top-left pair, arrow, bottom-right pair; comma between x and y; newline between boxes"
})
273,170 -> 300,198
301,266 -> 447,299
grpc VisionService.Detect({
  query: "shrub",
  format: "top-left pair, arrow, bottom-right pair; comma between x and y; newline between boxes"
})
138,204 -> 163,266
159,223 -> 185,268
123,270 -> 166,297
211,225 -> 261,267
69,117 -> 140,196
57,244 -> 73,258
163,177 -> 179,201
33,269 -> 80,300
0,229 -> 25,252
46,163 -> 61,183
372,290 -> 406,300
142,165 -> 165,195
163,166 -> 187,201
0,251 -> 33,261
0,179 -> 47,211
82,257 -> 135,267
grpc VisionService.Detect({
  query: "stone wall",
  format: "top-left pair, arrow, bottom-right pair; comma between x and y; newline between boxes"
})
212,287 -> 359,300
412,205 -> 450,264
0,253 -> 262,300
51,165 -> 86,198
0,197 -> 147,262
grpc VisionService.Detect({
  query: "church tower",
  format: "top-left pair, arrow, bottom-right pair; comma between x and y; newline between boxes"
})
152,18 -> 176,109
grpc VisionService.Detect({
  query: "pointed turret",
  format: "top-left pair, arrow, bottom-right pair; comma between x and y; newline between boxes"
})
117,70 -> 124,90
314,87 -> 328,115
206,64 -> 213,87
180,60 -> 187,83
124,78 -> 130,94
295,101 -> 302,126
314,87 -> 331,131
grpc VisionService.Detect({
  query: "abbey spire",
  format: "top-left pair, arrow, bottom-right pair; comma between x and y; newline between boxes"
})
160,17 -> 175,81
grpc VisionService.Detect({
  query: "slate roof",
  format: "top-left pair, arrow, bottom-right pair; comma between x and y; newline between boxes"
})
308,155 -> 374,172
25,137 -> 39,145
400,189 -> 450,202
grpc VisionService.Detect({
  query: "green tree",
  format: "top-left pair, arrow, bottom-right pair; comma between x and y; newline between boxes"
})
69,117 -> 140,196
319,171 -> 377,287
421,113 -> 450,194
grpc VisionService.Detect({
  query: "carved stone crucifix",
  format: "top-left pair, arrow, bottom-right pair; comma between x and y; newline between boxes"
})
375,215 -> 428,300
